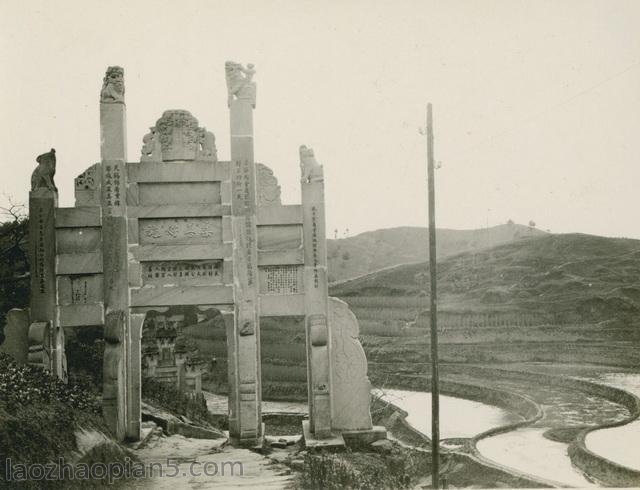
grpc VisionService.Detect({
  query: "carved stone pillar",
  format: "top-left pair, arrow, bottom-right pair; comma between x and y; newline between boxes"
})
300,146 -> 332,438
28,148 -> 64,380
29,186 -> 57,329
99,66 -> 137,441
226,61 -> 262,446
103,311 -> 126,439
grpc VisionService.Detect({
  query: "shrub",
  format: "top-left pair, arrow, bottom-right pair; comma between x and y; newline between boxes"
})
0,352 -> 104,487
0,352 -> 101,414
141,377 -> 218,427
299,449 -> 427,489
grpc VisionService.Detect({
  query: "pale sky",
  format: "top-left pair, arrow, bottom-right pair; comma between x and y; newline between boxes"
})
1,0 -> 639,238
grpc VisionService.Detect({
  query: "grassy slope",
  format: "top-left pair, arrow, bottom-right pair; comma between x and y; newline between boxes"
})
331,233 -> 640,370
327,223 -> 545,283
331,233 -> 640,322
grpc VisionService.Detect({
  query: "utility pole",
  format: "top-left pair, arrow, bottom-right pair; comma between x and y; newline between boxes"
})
426,103 -> 440,489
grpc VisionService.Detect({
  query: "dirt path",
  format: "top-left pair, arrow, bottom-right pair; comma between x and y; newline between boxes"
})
126,433 -> 294,489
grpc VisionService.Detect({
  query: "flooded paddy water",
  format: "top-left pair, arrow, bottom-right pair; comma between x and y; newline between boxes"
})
476,427 -> 596,487
379,387 -> 597,486
576,372 -> 640,472
481,363 -> 640,473
378,364 -> 640,486
377,389 -> 520,439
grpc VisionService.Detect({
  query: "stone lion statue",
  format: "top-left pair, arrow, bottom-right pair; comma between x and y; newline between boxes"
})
225,61 -> 256,107
100,66 -> 125,103
299,145 -> 323,183
31,148 -> 57,191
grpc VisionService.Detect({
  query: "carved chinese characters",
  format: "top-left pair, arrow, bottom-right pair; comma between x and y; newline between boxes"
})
102,163 -> 123,207
311,206 -> 320,288
142,261 -> 222,285
138,218 -> 222,245
262,265 -> 301,294
232,160 -> 257,287
34,206 -> 46,293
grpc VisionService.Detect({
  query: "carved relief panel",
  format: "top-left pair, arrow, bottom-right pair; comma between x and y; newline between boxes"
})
140,110 -> 217,163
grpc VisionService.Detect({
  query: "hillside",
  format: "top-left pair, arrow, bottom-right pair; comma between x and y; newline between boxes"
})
331,233 -> 640,323
327,223 -> 545,283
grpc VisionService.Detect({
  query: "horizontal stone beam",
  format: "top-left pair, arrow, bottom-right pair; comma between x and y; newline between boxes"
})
257,249 -> 304,266
257,205 -> 303,225
128,161 -> 230,183
131,243 -> 232,262
128,204 -> 231,219
129,304 -> 235,315
259,293 -> 305,316
56,252 -> 103,274
59,303 -> 105,327
131,284 -> 234,307
55,207 -> 102,228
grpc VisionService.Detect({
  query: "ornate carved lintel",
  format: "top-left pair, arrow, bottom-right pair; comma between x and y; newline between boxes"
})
100,66 -> 125,104
140,111 -> 217,162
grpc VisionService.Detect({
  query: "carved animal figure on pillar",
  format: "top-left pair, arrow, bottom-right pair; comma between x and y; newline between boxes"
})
100,66 -> 125,103
225,61 -> 256,107
299,145 -> 323,183
31,148 -> 57,191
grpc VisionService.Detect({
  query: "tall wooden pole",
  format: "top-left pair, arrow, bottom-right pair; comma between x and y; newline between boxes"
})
427,103 -> 440,489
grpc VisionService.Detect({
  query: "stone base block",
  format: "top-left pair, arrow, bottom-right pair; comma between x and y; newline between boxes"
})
302,420 -> 345,450
231,423 -> 265,449
341,426 -> 387,449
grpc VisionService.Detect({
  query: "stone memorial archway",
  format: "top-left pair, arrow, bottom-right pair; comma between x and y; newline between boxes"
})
21,63 -> 383,447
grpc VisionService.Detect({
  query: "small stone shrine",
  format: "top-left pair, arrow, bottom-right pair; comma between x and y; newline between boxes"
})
3,62 -> 384,448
